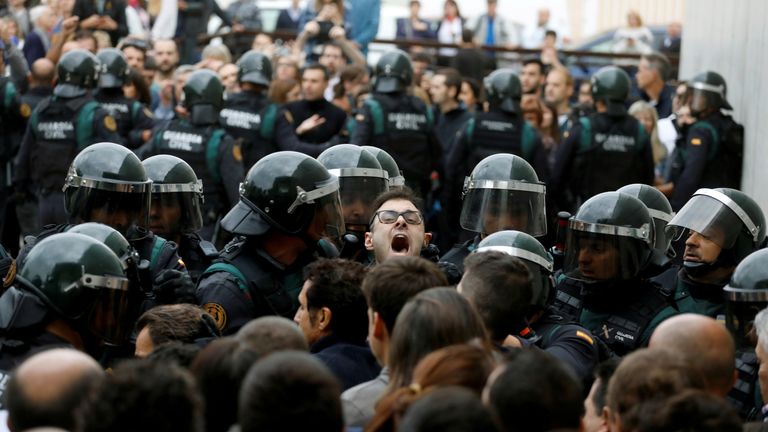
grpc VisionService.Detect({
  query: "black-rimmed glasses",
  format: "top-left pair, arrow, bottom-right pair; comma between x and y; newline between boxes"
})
370,210 -> 423,225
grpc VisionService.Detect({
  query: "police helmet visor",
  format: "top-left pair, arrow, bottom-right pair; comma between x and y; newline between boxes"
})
563,220 -> 652,281
389,173 -> 406,189
666,190 -> 757,250
189,104 -> 219,125
460,180 -> 547,237
85,273 -> 134,345
64,177 -> 152,235
724,296 -> 767,349
374,76 -> 401,93
99,72 -> 124,89
53,83 -> 88,97
687,81 -> 731,110
329,169 -> 389,228
240,71 -> 270,86
308,190 -> 346,245
150,186 -> 204,236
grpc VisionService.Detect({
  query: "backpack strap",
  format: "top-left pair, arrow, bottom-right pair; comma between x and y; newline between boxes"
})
521,121 -> 536,161
4,80 -> 16,112
259,103 -> 278,140
363,98 -> 385,135
206,129 -> 226,184
465,116 -> 476,148
203,262 -> 249,294
149,236 -> 168,270
578,116 -> 592,152
76,101 -> 100,150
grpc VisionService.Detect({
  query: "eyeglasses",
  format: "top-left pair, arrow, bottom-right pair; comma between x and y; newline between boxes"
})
371,210 -> 423,225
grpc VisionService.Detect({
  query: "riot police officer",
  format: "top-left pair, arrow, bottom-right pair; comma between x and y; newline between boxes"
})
14,49 -> 122,228
317,144 -> 389,262
196,151 -> 345,335
219,50 -> 277,169
441,153 -> 548,273
0,233 -> 133,406
361,146 -> 406,190
552,66 -> 654,212
552,191 -> 677,356
95,48 -> 155,149
144,69 -> 244,242
0,42 -> 26,250
667,71 -> 743,211
143,154 -> 218,282
654,188 -> 766,318
351,49 -> 442,201
475,230 -> 600,383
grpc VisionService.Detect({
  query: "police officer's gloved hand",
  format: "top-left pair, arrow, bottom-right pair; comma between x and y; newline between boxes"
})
152,269 -> 197,305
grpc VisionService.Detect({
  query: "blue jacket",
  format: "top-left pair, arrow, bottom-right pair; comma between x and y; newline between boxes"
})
311,334 -> 381,391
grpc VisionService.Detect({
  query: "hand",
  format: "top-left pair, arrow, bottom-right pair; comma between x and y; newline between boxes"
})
177,0 -> 188,11
296,114 -> 326,135
329,25 -> 346,40
79,14 -> 101,29
61,16 -> 79,35
655,182 -> 674,197
502,334 -> 523,348
303,21 -> 320,36
141,129 -> 152,143
99,16 -> 118,30
152,269 -> 196,304
412,19 -> 427,31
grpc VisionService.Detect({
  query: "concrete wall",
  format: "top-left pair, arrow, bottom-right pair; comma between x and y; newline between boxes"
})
679,0 -> 768,213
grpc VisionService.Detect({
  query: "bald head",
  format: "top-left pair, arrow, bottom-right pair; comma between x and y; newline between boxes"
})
236,316 -> 309,356
649,314 -> 735,396
30,58 -> 55,87
6,349 -> 104,432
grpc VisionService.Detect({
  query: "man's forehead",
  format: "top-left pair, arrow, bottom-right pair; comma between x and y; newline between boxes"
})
377,199 -> 418,212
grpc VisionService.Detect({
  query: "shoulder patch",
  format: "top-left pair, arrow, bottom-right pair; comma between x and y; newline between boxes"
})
103,115 -> 117,132
563,130 -> 569,139
576,330 -> 594,345
690,138 -> 702,146
20,103 -> 31,118
203,302 -> 228,331
355,113 -> 365,122
232,143 -> 243,162
283,110 -> 294,124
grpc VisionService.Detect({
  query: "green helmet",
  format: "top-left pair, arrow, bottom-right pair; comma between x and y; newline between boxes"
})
96,48 -> 129,88
237,50 -> 272,86
461,154 -> 547,237
220,151 -> 345,242
361,146 -> 405,189
724,249 -> 768,349
590,66 -> 631,116
17,233 -> 132,345
143,155 -> 204,236
183,69 -> 224,125
564,191 -> 653,281
667,188 -> 766,268
617,184 -> 674,266
69,222 -> 140,270
63,142 -> 152,235
54,49 -> 101,97
318,144 -> 389,230
483,69 -> 522,114
688,71 -> 732,115
476,230 -> 554,308
373,49 -> 413,93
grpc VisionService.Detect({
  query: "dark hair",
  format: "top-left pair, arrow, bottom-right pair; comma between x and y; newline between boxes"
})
236,316 -> 309,355
462,251 -> 533,342
334,64 -> 367,99
461,77 -> 484,102
590,358 -> 620,417
239,351 -> 343,432
641,52 -> 672,82
268,77 -> 300,104
77,359 -> 204,432
126,68 -> 151,105
388,287 -> 489,389
631,389 -> 742,432
304,258 -> 369,344
398,387 -> 497,432
411,52 -> 433,65
443,0 -> 461,19
523,57 -> 545,74
146,342 -> 202,368
370,187 -> 425,220
302,63 -> 330,82
190,338 -> 260,432
362,256 -> 448,334
488,349 -> 583,432
321,41 -> 345,59
144,54 -> 157,71
545,29 -> 558,39
74,29 -> 97,47
136,304 -> 220,349
436,68 -> 462,101
541,100 -> 561,143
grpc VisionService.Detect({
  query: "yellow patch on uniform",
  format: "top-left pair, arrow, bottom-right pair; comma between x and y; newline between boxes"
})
575,330 -> 594,345
3,259 -> 16,288
563,131 -> 570,139
232,144 -> 243,162
178,258 -> 186,268
203,303 -> 228,331
284,110 -> 294,124
19,103 -> 31,118
691,138 -> 702,146
143,107 -> 154,119
355,114 -> 365,122
103,115 -> 117,132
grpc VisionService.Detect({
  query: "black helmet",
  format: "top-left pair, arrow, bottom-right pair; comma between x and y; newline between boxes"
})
362,146 -> 406,189
54,49 -> 101,97
96,48 -> 129,88
237,50 -> 272,86
69,222 -> 141,271
617,184 -> 675,266
461,154 -> 547,237
220,151 -> 345,243
143,155 -> 204,237
688,71 -> 732,114
63,142 -> 152,235
16,233 -> 132,345
667,188 -> 766,269
564,191 -> 654,281
373,49 -> 413,93
183,69 -> 224,125
591,66 -> 631,116
484,69 -> 522,114
724,249 -> 768,349
476,230 -> 554,309
318,144 -> 389,231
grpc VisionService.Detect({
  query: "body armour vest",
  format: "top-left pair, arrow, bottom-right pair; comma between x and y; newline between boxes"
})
467,110 -> 534,170
96,94 -> 138,139
220,92 -> 273,167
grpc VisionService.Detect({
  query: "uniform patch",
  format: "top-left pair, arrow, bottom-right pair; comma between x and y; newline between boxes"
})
203,303 -> 227,331
232,144 -> 243,162
355,114 -> 365,122
575,330 -> 594,345
691,138 -> 702,146
178,258 -> 186,268
103,115 -> 117,132
563,131 -> 570,139
19,103 -> 31,118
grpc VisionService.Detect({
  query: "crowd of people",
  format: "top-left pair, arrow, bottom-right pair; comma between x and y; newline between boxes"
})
0,0 -> 761,431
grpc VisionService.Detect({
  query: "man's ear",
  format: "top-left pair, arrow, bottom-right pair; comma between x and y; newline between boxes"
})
318,307 -> 332,330
372,311 -> 387,340
602,406 -> 615,432
423,232 -> 432,247
364,231 -> 374,251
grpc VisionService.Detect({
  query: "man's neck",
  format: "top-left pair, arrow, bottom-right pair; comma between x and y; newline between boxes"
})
156,70 -> 174,82
45,319 -> 85,351
258,231 -> 308,267
644,80 -> 664,102
556,100 -> 571,116
439,99 -> 459,113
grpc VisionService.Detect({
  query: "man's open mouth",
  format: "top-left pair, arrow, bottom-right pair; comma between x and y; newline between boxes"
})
391,234 -> 411,254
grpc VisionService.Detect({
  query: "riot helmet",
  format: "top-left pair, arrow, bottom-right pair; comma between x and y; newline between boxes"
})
220,151 -> 345,244
63,142 -> 152,235
68,222 -> 141,271
461,154 -> 547,237
16,233 -> 132,345
318,144 -> 389,231
362,146 -> 406,189
617,183 -> 675,266
237,50 -> 272,87
476,230 -> 554,309
688,71 -> 732,115
484,69 -> 522,114
96,48 -> 130,89
182,69 -> 224,125
373,49 -> 413,93
143,155 -> 204,238
724,249 -> 768,349
54,49 -> 101,97
564,192 -> 654,281
590,66 -> 631,116
667,188 -> 766,272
